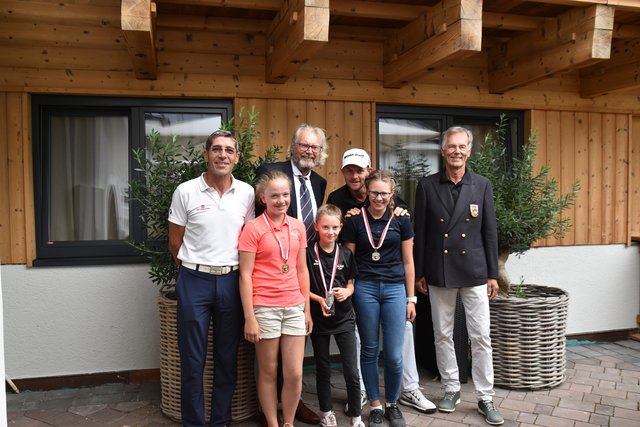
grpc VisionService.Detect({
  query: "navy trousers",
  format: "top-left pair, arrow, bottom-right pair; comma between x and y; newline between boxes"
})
176,266 -> 243,427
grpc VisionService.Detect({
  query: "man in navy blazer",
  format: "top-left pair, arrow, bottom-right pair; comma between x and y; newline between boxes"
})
413,126 -> 504,426
254,123 -> 328,426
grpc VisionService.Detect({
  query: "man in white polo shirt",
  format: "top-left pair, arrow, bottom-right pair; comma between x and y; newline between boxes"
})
168,130 -> 255,427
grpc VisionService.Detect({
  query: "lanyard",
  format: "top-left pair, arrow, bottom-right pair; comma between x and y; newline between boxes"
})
262,213 -> 291,272
362,208 -> 394,261
314,243 -> 340,296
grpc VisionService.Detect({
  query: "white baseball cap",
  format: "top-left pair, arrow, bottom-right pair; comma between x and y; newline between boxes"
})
342,148 -> 371,169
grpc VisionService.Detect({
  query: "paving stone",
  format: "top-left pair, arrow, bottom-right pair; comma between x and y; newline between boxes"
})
7,413 -> 52,426
533,403 -> 554,415
535,413 -> 577,427
569,382 -> 593,393
589,412 -> 611,426
601,395 -> 638,410
69,404 -> 107,416
551,406 -> 591,422
5,341 -> 640,427
613,406 -> 640,422
607,417 -> 639,427
516,412 -> 537,424
595,403 -> 615,415
499,398 -> 536,412
558,397 -> 595,412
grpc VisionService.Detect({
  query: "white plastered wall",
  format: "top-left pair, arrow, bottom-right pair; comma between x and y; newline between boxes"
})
2,244 -> 639,378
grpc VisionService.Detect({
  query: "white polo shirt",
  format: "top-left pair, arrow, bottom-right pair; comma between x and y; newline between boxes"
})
168,173 -> 255,265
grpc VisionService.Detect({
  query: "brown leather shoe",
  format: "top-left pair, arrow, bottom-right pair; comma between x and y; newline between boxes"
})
295,399 -> 320,425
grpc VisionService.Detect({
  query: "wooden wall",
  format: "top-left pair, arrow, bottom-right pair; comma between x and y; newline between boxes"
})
0,92 -> 35,264
529,110 -> 632,247
631,116 -> 640,242
2,96 -> 638,265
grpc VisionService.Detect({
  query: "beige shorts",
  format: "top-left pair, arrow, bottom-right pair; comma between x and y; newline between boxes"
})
254,304 -> 306,339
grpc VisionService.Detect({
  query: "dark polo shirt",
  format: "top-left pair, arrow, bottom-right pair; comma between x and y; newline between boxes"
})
342,208 -> 414,283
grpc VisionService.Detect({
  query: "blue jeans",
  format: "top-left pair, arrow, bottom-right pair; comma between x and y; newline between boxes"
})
352,280 -> 406,403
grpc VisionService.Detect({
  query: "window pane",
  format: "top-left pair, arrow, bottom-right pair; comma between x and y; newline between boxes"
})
145,112 -> 222,149
378,118 -> 442,209
49,114 -> 129,241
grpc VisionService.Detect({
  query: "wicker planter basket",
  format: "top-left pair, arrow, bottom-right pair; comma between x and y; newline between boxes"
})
489,284 -> 569,390
158,289 -> 258,422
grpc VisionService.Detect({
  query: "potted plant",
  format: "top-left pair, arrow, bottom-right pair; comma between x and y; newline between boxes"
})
469,115 -> 579,390
130,107 -> 280,420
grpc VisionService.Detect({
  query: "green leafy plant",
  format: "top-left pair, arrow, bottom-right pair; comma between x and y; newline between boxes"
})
513,276 -> 526,299
130,107 -> 280,289
469,114 -> 579,294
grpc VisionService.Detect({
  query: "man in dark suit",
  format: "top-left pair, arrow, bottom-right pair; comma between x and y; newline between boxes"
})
413,126 -> 504,426
256,124 -> 327,243
255,123 -> 328,425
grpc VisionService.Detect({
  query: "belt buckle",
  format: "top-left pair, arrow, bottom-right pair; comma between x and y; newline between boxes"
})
208,266 -> 225,275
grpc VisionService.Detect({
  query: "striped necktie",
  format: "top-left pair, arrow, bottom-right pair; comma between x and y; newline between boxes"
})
298,175 -> 315,244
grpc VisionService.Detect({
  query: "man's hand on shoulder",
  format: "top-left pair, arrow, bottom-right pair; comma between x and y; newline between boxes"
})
393,206 -> 409,217
345,207 -> 361,217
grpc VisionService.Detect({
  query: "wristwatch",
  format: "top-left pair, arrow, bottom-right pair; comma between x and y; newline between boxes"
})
406,296 -> 417,304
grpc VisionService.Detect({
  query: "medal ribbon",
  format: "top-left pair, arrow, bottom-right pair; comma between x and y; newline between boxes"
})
362,208 -> 394,252
262,213 -> 291,265
314,243 -> 340,297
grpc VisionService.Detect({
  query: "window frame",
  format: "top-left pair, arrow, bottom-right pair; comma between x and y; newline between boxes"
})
375,105 -> 524,210
32,95 -> 232,266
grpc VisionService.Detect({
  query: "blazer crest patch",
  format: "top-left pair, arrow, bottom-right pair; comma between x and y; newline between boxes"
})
470,204 -> 479,218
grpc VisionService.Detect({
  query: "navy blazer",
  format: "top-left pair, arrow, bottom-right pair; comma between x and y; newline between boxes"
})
255,160 -> 327,217
413,169 -> 498,288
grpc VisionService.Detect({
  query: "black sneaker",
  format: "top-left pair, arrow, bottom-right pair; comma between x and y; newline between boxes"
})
367,408 -> 384,427
384,404 -> 406,427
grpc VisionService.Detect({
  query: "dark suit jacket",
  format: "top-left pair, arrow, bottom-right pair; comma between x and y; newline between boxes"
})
255,160 -> 327,217
413,169 -> 498,288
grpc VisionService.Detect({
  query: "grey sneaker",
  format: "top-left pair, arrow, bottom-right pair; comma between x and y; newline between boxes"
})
367,408 -> 384,427
478,400 -> 504,425
437,390 -> 461,413
383,404 -> 405,427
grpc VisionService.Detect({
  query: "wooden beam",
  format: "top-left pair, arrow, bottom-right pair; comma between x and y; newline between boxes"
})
488,4 -> 614,94
121,0 -> 157,80
265,0 -> 329,84
383,0 -> 482,88
580,38 -> 640,97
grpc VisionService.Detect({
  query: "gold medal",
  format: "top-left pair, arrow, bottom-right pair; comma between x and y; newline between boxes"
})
372,251 -> 381,261
282,263 -> 289,273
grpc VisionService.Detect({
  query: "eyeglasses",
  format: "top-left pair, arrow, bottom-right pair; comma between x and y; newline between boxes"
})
210,146 -> 237,155
296,142 -> 322,153
368,191 -> 392,199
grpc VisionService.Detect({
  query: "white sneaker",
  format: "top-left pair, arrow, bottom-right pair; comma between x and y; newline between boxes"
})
360,389 -> 368,408
350,422 -> 365,427
344,390 -> 367,414
399,389 -> 437,413
320,411 -> 337,427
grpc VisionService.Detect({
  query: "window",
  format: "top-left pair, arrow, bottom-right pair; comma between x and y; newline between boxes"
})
376,106 -> 523,209
32,95 -> 232,266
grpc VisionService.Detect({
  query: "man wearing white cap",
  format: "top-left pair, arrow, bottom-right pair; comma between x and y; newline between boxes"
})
327,149 -> 437,415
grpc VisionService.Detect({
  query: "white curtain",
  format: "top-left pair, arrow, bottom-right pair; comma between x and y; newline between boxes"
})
49,115 -> 129,241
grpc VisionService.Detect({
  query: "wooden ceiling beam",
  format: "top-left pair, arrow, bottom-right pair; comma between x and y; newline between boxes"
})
382,0 -> 482,88
525,0 -> 640,12
488,4 -> 614,93
265,0 -> 329,84
580,38 -> 640,97
121,0 -> 157,80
